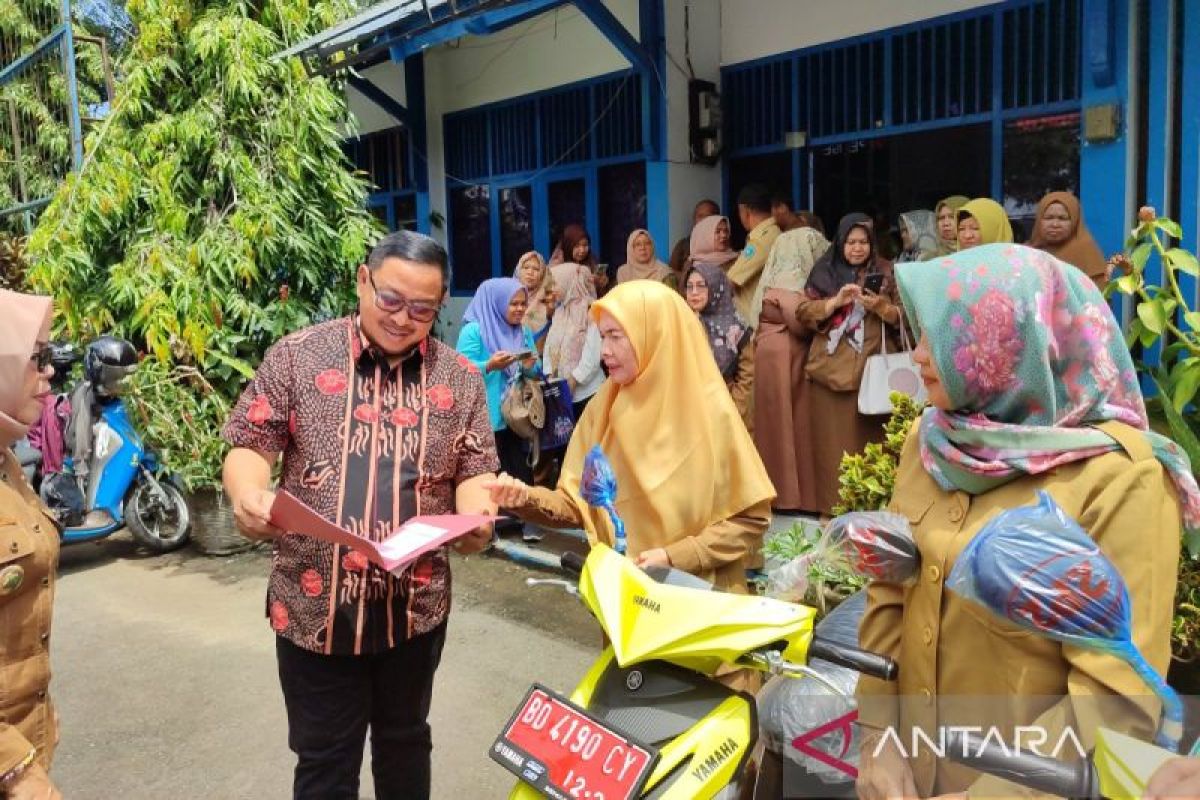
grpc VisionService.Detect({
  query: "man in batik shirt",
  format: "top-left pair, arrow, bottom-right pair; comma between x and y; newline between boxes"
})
223,231 -> 498,800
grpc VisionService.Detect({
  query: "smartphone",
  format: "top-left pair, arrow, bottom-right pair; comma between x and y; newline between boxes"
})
594,263 -> 609,276
863,273 -> 885,294
509,348 -> 535,361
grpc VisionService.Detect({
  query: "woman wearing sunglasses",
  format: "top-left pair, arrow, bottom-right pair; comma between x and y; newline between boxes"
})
0,289 -> 63,800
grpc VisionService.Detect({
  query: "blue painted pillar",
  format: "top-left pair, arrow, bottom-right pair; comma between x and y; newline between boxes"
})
640,0 -> 670,259
1142,0 -> 1174,296
1179,3 -> 1200,265
404,53 -> 432,235
1079,0 -> 1133,302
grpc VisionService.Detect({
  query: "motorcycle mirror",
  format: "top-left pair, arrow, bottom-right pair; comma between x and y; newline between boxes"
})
579,446 -> 627,555
946,491 -> 1184,751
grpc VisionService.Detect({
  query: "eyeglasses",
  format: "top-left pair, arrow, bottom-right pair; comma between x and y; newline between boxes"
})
368,272 -> 440,323
29,344 -> 53,372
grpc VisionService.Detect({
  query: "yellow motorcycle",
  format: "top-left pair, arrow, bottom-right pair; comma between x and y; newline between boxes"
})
488,543 -> 897,800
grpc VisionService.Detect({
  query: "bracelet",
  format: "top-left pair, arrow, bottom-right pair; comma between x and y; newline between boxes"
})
0,748 -> 36,789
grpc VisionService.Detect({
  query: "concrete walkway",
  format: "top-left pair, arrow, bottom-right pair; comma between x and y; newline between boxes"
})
51,534 -> 595,799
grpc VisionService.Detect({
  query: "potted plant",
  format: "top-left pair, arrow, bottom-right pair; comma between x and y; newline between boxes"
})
1108,207 -> 1200,675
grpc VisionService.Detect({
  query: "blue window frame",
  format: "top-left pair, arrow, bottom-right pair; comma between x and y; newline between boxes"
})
444,70 -> 648,295
343,125 -> 419,231
722,0 -> 1084,220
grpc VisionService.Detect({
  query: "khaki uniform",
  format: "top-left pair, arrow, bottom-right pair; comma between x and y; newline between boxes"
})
856,421 -> 1179,798
726,218 -> 781,325
0,447 -> 59,776
517,491 -> 770,595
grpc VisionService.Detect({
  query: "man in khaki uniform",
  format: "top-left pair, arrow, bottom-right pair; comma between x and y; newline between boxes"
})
726,183 -> 780,326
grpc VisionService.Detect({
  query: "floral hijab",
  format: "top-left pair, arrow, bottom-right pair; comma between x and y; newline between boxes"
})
895,244 -> 1200,545
686,263 -> 751,379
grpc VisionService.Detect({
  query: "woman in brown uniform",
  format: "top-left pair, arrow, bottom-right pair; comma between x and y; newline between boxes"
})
752,226 -> 830,513
855,245 -> 1198,799
485,280 -> 775,594
796,213 -> 900,516
0,289 -> 62,799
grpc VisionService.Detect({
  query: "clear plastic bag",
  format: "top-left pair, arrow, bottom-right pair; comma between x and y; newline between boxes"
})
579,446 -> 626,554
758,591 -> 865,783
946,490 -> 1184,751
825,511 -> 921,586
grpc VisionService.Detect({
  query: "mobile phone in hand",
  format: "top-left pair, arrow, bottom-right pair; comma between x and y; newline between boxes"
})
863,273 -> 885,294
510,348 -> 535,361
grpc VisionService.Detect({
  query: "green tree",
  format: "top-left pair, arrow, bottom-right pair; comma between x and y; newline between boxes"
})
25,0 -> 381,488
1,0 -> 114,230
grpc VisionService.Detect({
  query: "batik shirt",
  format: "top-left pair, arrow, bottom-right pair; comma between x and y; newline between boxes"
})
224,317 -> 498,655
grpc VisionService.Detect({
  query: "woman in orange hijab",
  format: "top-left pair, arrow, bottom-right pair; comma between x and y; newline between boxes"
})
1028,191 -> 1109,290
485,280 -> 775,594
0,290 -> 62,799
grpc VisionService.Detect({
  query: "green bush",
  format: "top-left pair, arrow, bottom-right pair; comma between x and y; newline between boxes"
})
24,0 -> 380,488
834,392 -> 925,515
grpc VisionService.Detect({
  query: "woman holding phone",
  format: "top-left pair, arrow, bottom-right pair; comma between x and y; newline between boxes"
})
794,213 -> 900,517
456,278 -> 540,537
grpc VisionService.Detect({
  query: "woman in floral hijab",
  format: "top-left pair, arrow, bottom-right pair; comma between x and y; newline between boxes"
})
856,243 -> 1200,800
684,263 -> 754,429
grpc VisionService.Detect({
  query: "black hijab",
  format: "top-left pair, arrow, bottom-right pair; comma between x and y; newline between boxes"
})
806,212 -> 876,298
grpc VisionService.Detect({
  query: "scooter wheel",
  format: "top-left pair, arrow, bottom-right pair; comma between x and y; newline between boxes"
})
125,481 -> 191,553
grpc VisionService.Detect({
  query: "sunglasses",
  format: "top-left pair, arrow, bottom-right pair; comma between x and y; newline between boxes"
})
368,272 -> 440,323
30,344 -> 53,372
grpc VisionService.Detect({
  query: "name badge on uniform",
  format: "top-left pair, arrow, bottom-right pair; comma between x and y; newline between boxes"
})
0,565 -> 24,594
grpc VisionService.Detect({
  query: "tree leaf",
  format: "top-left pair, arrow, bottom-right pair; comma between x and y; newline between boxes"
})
1130,242 -> 1154,270
1138,298 -> 1169,335
1168,248 -> 1200,277
1157,219 -> 1184,239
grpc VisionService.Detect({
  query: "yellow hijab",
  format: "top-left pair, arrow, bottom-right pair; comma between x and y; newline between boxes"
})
934,195 -> 970,255
957,198 -> 1014,247
556,281 -> 775,556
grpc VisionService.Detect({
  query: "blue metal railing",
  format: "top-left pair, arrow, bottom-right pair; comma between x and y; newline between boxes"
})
723,0 -> 1081,157
0,0 -> 84,232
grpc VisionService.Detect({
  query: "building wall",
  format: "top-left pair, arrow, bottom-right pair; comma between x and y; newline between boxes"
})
348,61 -> 408,137
718,0 -> 996,65
664,0 -> 723,247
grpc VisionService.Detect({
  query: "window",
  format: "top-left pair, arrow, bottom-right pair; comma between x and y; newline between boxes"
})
450,185 -> 492,293
1002,112 -> 1080,240
547,178 -> 587,257
598,161 -> 647,267
499,186 -> 533,272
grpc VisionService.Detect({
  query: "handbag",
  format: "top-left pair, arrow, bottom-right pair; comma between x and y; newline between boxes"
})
857,317 -> 928,415
501,372 -> 546,465
538,378 -> 576,453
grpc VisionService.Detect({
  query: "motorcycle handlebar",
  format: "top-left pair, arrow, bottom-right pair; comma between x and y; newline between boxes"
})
945,730 -> 1097,800
807,636 -> 899,682
560,551 -> 586,578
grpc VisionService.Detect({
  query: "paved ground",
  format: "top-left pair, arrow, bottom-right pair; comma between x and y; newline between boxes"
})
50,532 -> 595,799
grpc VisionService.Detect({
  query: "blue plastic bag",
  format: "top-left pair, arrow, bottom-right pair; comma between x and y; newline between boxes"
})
579,446 -> 627,554
946,491 -> 1184,751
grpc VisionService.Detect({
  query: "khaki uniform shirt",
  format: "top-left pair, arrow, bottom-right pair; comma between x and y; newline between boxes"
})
727,218 -> 781,326
856,421 -> 1179,797
0,448 -> 59,775
517,491 -> 769,594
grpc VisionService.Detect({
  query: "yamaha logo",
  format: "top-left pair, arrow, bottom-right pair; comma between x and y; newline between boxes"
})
625,670 -> 644,691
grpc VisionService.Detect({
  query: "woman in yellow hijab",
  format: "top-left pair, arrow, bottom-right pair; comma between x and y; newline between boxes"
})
933,195 -> 969,255
956,197 -> 1014,249
487,280 -> 775,593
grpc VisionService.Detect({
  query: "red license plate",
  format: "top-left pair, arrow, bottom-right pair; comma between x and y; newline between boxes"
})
491,684 -> 658,800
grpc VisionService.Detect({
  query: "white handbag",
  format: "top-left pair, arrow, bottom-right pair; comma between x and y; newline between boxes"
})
857,316 -> 928,415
